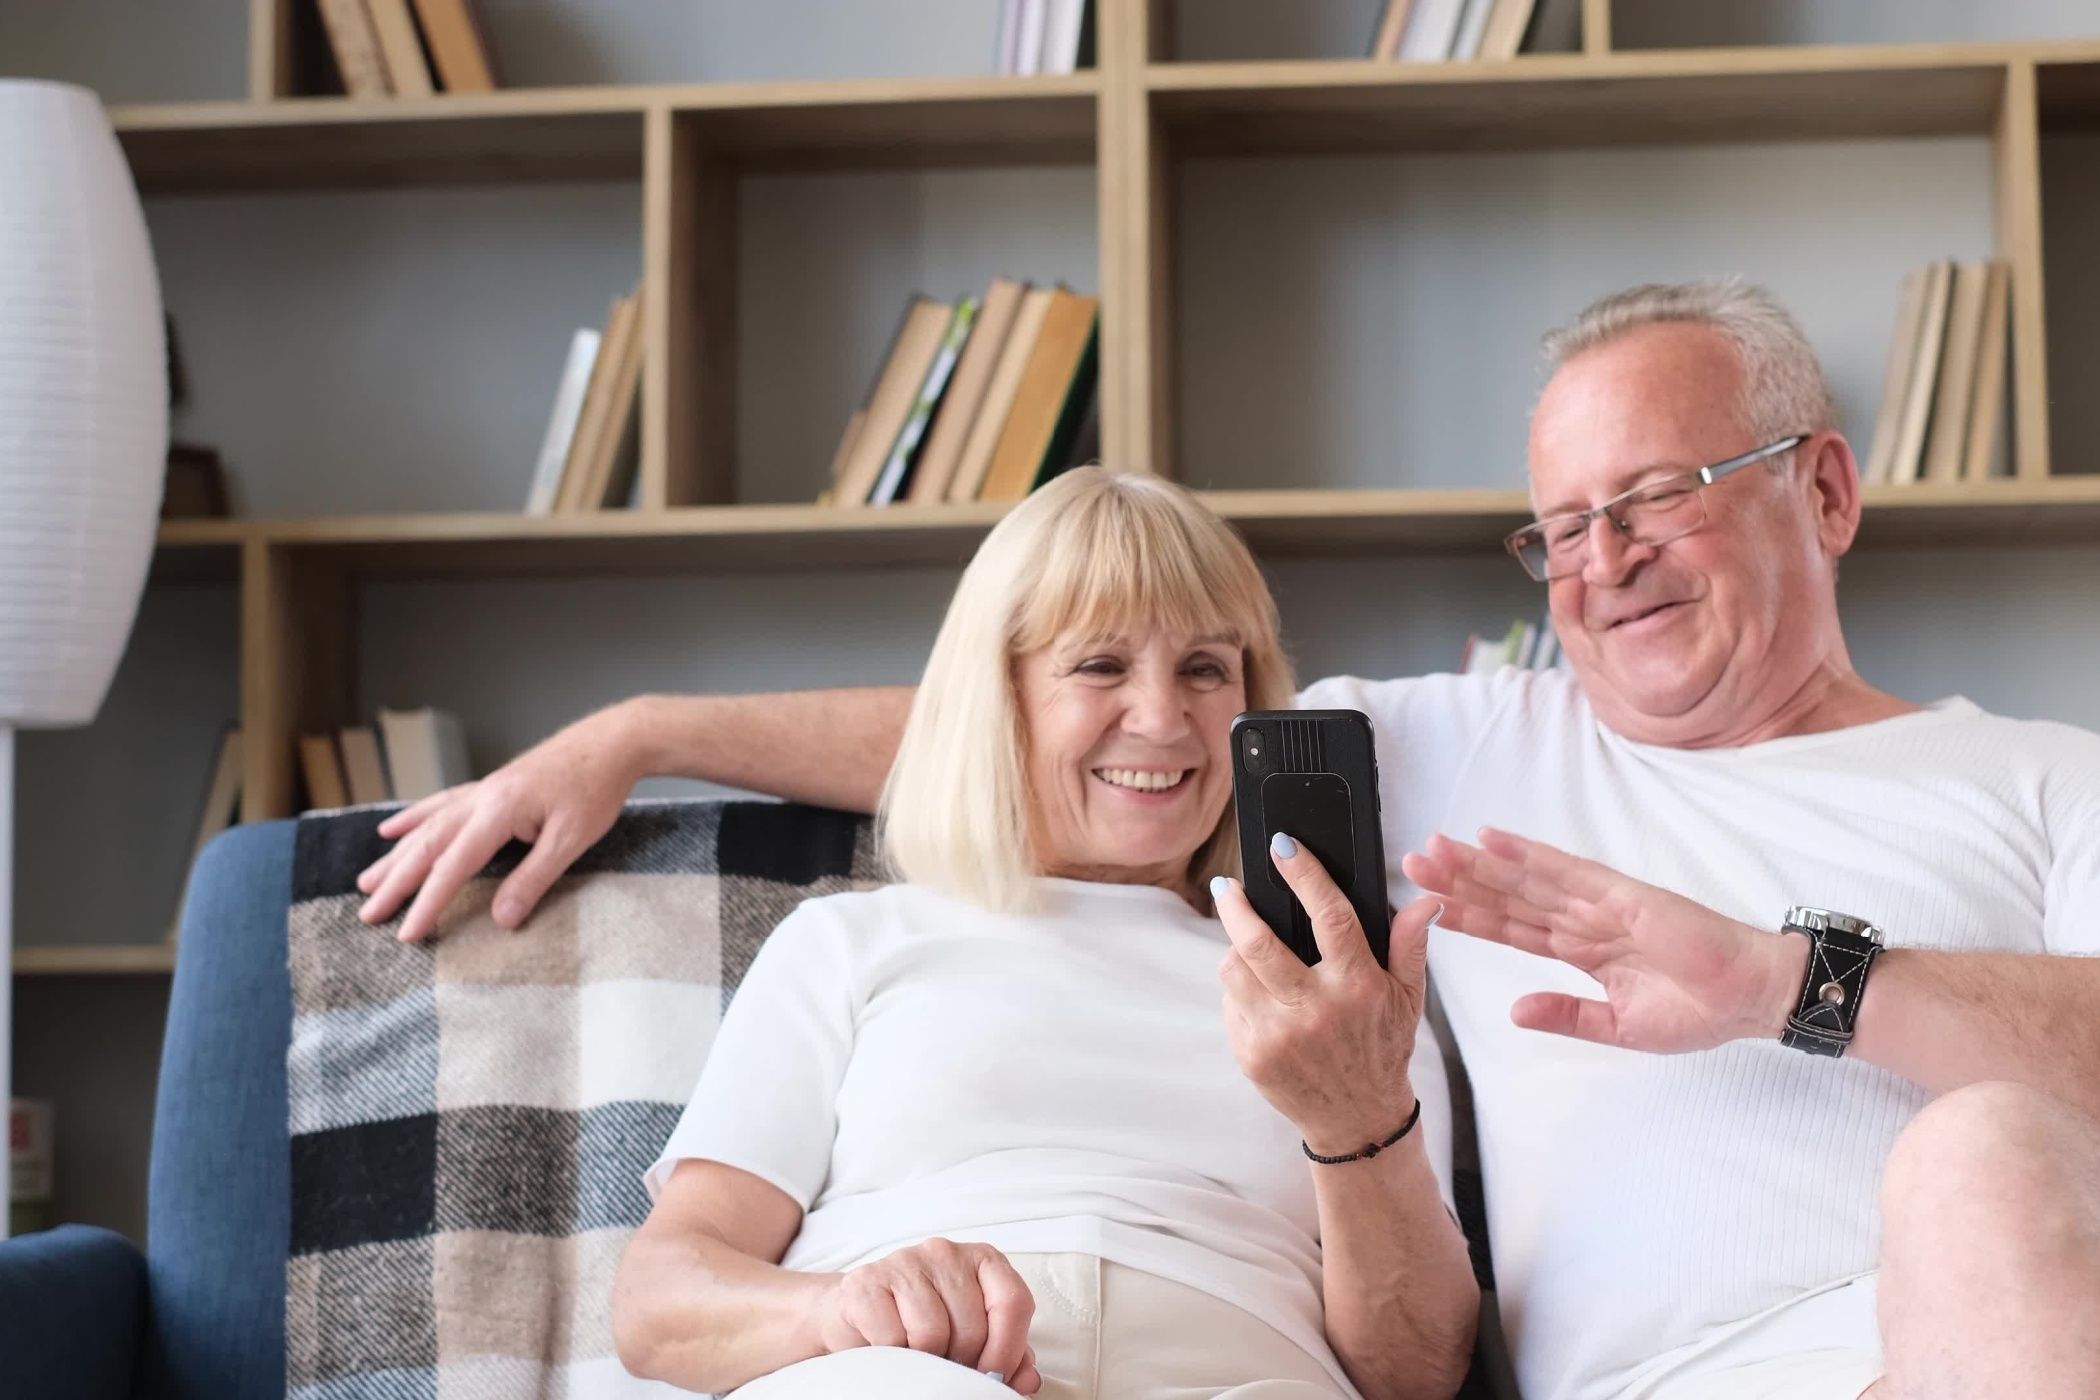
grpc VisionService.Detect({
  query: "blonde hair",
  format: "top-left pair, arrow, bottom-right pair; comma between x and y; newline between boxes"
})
879,466 -> 1295,913
1543,277 -> 1837,448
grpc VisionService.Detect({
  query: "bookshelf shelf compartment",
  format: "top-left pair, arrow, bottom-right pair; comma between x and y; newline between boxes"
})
111,77 -> 1099,194
114,95 -> 649,193
1148,49 -> 2026,155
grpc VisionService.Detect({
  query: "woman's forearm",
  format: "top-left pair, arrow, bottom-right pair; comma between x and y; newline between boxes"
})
616,686 -> 915,815
612,1227 -> 836,1392
1314,1135 -> 1480,1400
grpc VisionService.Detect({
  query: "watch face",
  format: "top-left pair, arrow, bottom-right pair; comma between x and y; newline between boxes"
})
1787,905 -> 1878,941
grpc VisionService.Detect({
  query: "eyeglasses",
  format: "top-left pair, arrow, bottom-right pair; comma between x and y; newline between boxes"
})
1504,435 -> 1807,583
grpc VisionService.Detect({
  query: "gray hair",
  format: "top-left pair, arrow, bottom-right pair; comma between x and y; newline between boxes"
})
1541,278 -> 1837,450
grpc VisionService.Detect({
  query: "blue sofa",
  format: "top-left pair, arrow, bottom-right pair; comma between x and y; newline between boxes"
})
3,820 -> 296,1399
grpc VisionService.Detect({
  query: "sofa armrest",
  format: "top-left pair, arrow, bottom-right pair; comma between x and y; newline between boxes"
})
0,1224 -> 147,1399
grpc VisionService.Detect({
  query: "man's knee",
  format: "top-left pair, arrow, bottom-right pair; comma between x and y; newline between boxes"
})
1882,1082 -> 2099,1260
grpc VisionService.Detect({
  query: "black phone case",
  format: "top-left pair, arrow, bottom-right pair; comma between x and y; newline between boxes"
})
1229,709 -> 1390,968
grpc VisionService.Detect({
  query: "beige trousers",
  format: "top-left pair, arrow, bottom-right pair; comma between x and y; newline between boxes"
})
733,1252 -> 1351,1400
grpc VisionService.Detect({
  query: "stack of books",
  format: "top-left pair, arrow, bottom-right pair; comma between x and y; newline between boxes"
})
297,706 -> 475,812
996,0 -> 1093,76
314,0 -> 497,98
524,284 -> 645,514
823,280 -> 1101,508
1460,613 -> 1563,674
1861,260 -> 2012,487
1369,0 -> 1581,62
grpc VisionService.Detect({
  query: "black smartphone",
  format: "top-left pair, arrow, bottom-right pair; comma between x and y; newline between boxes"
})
1229,709 -> 1390,968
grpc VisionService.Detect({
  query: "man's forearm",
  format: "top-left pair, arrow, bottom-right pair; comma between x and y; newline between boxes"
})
615,686 -> 915,815
1766,941 -> 2100,1118
1314,1134 -> 1479,1400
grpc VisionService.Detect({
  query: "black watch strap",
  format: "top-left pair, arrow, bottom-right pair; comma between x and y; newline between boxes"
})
1779,905 -> 1884,1057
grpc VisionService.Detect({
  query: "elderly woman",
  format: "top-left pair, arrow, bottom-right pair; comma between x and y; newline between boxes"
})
608,468 -> 1475,1400
616,469 -> 1477,1399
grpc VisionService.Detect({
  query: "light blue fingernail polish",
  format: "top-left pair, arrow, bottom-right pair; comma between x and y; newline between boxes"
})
1209,875 -> 1230,899
984,1373 -> 1005,1385
1271,831 -> 1298,859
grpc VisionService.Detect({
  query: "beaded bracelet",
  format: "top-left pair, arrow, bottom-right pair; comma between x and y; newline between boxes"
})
1301,1099 -> 1423,1165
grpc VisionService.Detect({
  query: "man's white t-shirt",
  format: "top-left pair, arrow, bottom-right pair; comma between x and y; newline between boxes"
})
647,876 -> 1460,1398
1301,667 -> 2100,1400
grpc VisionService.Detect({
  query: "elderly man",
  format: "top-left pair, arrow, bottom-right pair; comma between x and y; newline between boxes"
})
354,280 -> 2100,1400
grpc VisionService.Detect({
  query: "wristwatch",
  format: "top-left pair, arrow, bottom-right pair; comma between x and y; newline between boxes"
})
1777,905 -> 1885,1057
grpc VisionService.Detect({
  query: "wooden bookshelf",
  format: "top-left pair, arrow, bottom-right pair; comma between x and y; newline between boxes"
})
13,945 -> 179,977
37,1 -> 2100,883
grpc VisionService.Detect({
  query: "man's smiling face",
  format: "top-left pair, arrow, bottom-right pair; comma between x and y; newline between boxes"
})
1528,320 -> 1836,746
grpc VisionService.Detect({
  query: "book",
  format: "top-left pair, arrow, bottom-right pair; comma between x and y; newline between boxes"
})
365,0 -> 435,96
316,0 -> 393,97
1921,260 -> 1991,484
834,297 -> 955,507
339,725 -> 393,804
1450,0 -> 1500,60
1520,0 -> 1584,53
168,726 -> 243,942
525,327 -> 601,514
1479,0 -> 1539,61
1372,0 -> 1418,60
1400,0 -> 1468,61
1887,259 -> 1954,485
997,0 -> 1026,75
574,291 -> 646,510
557,292 -> 638,512
9,1099 -> 54,1238
911,278 -> 1028,504
950,286 -> 1056,502
1032,318 -> 1100,490
1961,260 -> 2011,482
1015,0 -> 1049,76
1041,0 -> 1091,75
978,289 -> 1100,503
870,297 -> 981,506
410,0 -> 496,92
1861,265 -> 1931,486
376,707 -> 472,801
299,733 -> 351,811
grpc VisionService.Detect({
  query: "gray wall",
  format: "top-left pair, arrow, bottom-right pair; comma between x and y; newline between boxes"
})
8,0 -> 2100,1243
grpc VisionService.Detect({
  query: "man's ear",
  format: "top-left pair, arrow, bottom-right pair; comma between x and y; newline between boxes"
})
1805,431 -> 1863,559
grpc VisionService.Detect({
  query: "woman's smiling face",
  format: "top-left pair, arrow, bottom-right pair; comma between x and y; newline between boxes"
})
1013,626 -> 1246,895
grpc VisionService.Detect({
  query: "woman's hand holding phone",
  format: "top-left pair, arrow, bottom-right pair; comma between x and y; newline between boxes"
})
1213,836 -> 1440,1158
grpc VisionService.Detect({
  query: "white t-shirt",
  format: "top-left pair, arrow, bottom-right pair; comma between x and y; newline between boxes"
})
647,877 -> 1459,1398
1300,667 -> 2100,1400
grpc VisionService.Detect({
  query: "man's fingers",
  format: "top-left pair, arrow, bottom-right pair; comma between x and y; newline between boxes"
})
1512,991 -> 1621,1045
394,812 -> 508,944
490,830 -> 577,930
374,790 -> 451,839
1267,834 -> 1376,973
1431,899 -> 1555,958
1209,877 -> 1314,1002
974,1252 -> 1035,1387
1402,838 -> 1556,928
1479,826 -> 1619,906
357,819 -> 452,925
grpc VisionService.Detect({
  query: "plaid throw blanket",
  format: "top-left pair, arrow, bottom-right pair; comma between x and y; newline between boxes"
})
285,798 -> 882,1399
